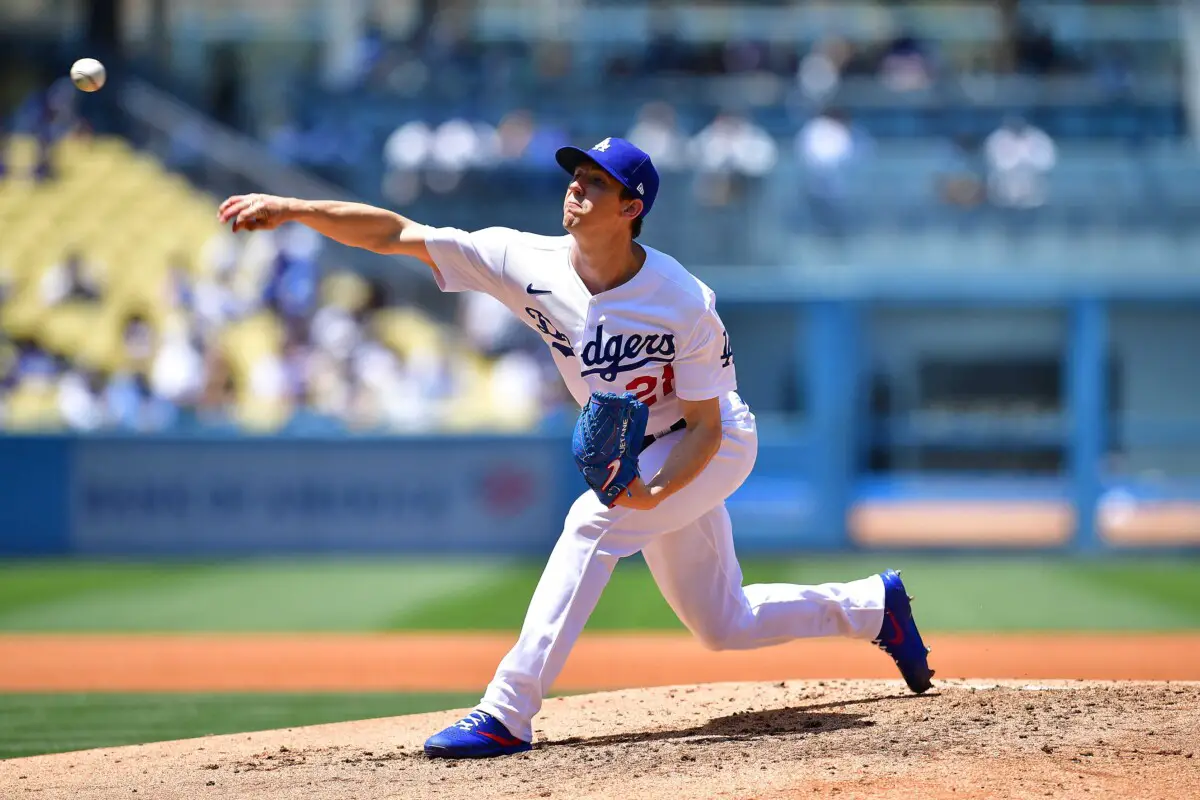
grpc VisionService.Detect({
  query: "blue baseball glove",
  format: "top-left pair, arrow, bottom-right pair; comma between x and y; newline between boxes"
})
572,391 -> 650,507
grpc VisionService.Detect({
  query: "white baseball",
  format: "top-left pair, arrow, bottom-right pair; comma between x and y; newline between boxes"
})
70,58 -> 107,93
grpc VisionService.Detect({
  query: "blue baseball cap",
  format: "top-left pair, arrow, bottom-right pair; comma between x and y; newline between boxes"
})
555,137 -> 660,218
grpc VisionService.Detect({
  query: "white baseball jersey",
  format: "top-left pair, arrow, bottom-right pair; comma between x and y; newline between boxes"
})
425,226 -> 753,434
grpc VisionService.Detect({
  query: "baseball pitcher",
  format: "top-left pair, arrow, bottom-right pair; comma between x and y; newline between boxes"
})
218,137 -> 934,759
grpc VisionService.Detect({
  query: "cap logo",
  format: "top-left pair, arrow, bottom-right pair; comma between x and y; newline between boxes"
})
592,138 -> 612,152
636,183 -> 644,195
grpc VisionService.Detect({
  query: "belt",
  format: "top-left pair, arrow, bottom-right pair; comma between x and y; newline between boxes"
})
642,418 -> 687,451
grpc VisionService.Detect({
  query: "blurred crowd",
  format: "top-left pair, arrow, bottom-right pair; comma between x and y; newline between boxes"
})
367,103 -> 786,209
272,100 -> 1056,240
0,1 -> 1164,435
336,6 -> 1107,97
0,109 -> 1058,436
0,74 -> 89,183
254,9 -> 1082,235
0,198 -> 574,435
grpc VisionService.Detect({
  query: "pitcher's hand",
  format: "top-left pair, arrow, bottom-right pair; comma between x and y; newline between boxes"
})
218,193 -> 294,233
610,476 -> 665,511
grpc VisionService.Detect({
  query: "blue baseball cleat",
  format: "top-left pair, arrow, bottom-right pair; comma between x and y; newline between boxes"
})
424,711 -> 532,759
873,569 -> 935,694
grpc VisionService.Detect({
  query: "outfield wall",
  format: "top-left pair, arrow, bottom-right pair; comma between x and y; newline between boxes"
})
0,433 -> 1197,557
0,433 -> 824,556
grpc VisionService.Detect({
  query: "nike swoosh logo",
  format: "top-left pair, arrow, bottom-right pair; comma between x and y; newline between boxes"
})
477,730 -> 526,746
600,458 -> 622,492
884,610 -> 905,646
526,284 -> 552,295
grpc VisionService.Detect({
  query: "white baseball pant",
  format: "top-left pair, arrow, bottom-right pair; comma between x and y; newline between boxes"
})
477,418 -> 886,742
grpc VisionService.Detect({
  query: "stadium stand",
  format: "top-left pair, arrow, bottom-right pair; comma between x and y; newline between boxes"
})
1,0 -> 1197,435
0,133 -> 556,434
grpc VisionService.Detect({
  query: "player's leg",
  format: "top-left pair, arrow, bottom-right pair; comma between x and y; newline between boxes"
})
461,424 -> 759,748
641,502 -> 935,693
472,496 -> 622,743
423,494 -> 622,757
640,503 -> 885,649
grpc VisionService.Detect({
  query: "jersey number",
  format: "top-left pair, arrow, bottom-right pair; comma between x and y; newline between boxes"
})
625,364 -> 674,407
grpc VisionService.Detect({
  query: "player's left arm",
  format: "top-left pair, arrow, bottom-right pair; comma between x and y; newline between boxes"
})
614,396 -> 723,510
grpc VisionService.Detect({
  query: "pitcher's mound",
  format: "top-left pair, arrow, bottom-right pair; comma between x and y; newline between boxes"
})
3,680 -> 1198,799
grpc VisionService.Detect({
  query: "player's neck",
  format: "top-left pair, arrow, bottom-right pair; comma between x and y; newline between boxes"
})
569,232 -> 645,296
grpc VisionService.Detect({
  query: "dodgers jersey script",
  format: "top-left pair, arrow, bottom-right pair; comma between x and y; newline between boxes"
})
425,226 -> 752,433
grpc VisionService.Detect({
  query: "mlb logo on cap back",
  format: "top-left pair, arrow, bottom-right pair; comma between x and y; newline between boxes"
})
555,137 -> 660,218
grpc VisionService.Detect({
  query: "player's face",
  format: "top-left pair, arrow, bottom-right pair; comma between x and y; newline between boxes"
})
563,163 -> 634,234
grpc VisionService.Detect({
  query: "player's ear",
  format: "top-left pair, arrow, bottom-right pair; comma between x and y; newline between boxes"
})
622,198 -> 644,220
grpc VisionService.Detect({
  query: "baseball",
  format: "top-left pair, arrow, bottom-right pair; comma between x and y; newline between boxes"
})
70,58 -> 107,92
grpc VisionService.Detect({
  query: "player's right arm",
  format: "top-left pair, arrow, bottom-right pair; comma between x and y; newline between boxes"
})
217,194 -> 435,267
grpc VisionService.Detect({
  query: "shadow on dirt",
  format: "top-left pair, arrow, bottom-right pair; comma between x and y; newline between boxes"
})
541,693 -> 932,750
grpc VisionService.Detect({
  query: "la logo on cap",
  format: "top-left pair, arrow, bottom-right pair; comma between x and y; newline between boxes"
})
593,138 -> 612,152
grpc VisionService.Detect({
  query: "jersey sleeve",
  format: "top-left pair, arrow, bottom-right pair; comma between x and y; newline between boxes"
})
424,226 -> 513,296
672,306 -> 737,402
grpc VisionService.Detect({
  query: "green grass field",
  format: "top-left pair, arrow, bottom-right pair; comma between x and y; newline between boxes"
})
1,555 -> 1199,633
0,692 -> 481,760
2,555 -> 1198,759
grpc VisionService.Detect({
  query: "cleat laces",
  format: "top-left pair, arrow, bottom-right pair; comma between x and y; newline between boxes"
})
454,712 -> 490,732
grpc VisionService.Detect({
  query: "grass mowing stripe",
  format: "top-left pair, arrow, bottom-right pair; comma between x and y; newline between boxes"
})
0,562 -> 209,617
394,555 -> 1200,632
386,557 -> 688,631
767,556 -> 1200,631
1060,559 -> 1200,625
0,692 -> 482,760
384,555 -> 867,631
925,564 -> 1125,631
2,556 -> 1197,634
867,557 -> 1200,631
0,559 -> 509,632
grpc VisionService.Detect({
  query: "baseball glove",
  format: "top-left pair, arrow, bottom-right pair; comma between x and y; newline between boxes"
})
572,391 -> 650,507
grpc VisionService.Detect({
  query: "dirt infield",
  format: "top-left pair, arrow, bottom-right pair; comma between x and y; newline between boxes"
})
2,680 -> 1198,799
2,635 -> 1199,798
0,632 -> 1198,691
